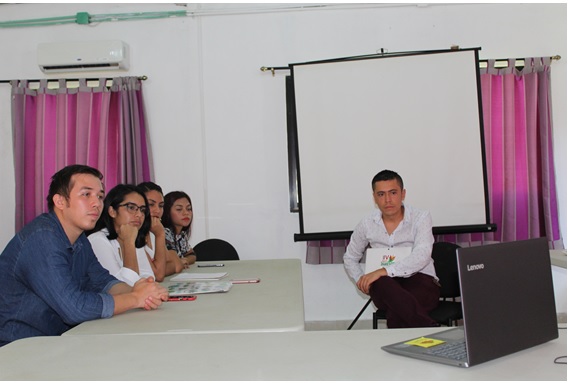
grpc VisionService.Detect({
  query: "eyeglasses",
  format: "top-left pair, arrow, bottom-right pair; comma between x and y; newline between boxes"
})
118,203 -> 147,215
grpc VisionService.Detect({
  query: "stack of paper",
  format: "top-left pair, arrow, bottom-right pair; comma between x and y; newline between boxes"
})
170,272 -> 228,282
168,281 -> 233,296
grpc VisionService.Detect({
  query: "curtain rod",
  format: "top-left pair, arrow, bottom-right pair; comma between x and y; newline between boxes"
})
0,75 -> 148,84
260,55 -> 562,74
478,55 -> 561,68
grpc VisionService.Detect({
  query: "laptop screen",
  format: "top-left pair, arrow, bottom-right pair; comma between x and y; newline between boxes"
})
382,238 -> 559,368
457,237 -> 558,366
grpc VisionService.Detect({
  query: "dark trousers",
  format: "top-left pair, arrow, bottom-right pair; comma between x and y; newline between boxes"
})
369,273 -> 440,328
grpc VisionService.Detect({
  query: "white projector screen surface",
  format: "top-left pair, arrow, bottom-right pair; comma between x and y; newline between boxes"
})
291,49 -> 490,238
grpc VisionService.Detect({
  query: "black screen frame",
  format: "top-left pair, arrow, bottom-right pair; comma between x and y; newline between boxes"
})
286,48 -> 496,241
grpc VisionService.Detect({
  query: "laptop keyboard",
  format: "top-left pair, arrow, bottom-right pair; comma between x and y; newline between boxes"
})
426,341 -> 467,360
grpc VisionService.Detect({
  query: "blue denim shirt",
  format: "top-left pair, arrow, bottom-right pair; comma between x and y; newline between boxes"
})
0,212 -> 121,346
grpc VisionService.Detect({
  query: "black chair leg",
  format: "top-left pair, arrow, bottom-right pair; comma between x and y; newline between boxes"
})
347,298 -> 373,330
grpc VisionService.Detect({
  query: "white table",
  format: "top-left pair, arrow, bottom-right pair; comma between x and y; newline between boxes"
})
64,259 -> 305,335
1,328 -> 565,380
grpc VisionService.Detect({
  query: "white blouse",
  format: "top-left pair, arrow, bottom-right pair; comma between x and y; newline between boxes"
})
88,229 -> 156,286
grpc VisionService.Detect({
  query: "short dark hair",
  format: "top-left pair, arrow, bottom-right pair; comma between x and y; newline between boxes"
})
47,164 -> 103,212
162,191 -> 192,235
137,181 -> 163,195
92,184 -> 150,248
371,169 -> 404,191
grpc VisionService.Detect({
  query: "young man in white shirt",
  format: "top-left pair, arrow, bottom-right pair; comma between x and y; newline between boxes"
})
343,169 -> 439,328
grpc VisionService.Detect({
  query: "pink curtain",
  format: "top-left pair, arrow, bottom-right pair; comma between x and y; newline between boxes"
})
438,57 -> 562,249
11,77 -> 154,231
307,56 -> 563,264
306,239 -> 349,264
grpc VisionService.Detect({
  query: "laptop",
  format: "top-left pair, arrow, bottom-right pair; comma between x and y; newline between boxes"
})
382,237 -> 558,368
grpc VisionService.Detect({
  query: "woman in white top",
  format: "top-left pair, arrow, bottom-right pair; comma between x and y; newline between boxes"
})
89,184 -> 157,286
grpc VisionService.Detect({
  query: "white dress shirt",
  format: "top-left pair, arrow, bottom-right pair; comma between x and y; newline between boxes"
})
343,204 -> 436,283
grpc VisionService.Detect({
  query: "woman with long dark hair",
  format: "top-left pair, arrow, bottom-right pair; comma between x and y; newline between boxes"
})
89,184 -> 159,285
138,182 -> 184,275
162,191 -> 196,268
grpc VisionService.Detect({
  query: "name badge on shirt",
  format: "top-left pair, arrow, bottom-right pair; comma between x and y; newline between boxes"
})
364,247 -> 412,273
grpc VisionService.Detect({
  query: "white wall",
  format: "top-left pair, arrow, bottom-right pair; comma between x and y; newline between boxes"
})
0,3 -> 565,322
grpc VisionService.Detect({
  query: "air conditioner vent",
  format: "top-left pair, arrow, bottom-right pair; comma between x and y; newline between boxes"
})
41,63 -> 121,71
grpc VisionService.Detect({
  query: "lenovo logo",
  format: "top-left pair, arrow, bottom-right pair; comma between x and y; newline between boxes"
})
467,263 -> 485,271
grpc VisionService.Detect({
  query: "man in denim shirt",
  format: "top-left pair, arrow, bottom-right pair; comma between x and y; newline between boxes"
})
0,165 -> 168,346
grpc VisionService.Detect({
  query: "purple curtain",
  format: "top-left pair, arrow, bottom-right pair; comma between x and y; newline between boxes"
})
307,56 -> 563,264
11,77 -> 154,231
438,57 -> 563,249
306,239 -> 349,265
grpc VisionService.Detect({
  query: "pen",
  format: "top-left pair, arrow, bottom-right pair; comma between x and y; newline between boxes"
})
197,264 -> 225,267
231,278 -> 260,284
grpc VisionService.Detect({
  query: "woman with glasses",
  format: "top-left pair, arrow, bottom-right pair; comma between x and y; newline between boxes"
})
162,191 -> 197,269
88,184 -> 159,286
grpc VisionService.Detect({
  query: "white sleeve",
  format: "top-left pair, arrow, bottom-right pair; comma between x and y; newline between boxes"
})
138,233 -> 156,279
145,232 -> 156,261
384,209 -> 435,278
88,232 -> 141,287
343,220 -> 367,283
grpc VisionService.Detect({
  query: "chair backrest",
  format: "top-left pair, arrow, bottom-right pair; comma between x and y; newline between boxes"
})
193,238 -> 239,261
431,242 -> 461,299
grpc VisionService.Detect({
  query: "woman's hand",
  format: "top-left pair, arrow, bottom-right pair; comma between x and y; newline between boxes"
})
180,251 -> 196,269
180,256 -> 192,269
149,216 -> 165,237
116,223 -> 139,244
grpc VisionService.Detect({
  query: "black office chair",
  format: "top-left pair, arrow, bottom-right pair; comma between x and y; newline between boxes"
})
372,241 -> 463,328
193,238 -> 240,261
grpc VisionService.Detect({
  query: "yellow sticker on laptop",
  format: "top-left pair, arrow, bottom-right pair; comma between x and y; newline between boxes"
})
405,337 -> 446,348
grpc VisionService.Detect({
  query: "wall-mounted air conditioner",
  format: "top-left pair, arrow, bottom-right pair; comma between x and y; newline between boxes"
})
37,40 -> 129,74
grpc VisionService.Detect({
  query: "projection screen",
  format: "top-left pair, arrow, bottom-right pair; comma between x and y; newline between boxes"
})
289,48 -> 494,241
